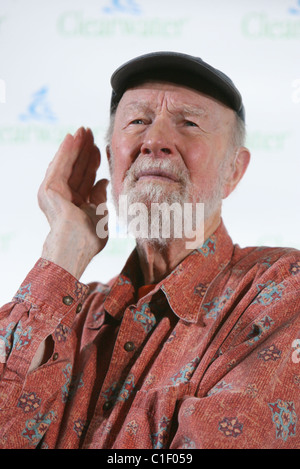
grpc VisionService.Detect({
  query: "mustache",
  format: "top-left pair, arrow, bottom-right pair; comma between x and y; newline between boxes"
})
124,157 -> 189,185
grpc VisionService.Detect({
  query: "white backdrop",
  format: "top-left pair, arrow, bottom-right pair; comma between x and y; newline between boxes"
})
0,0 -> 299,304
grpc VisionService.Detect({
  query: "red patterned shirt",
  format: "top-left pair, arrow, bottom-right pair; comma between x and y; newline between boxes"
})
0,221 -> 299,449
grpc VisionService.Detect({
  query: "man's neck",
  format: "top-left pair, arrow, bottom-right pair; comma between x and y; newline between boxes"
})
136,213 -> 221,285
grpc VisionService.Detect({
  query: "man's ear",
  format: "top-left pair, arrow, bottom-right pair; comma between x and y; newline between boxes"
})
222,147 -> 251,199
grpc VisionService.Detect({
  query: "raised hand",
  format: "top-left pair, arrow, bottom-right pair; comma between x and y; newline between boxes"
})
38,127 -> 109,278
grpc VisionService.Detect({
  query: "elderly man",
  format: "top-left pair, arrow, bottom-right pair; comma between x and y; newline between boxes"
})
0,52 -> 299,449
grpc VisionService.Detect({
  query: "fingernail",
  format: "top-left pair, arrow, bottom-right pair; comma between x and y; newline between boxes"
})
74,127 -> 83,140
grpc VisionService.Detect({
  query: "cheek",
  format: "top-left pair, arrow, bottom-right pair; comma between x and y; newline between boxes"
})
110,146 -> 132,196
185,147 -> 223,193
111,159 -> 127,192
183,145 -> 212,178
111,128 -> 144,176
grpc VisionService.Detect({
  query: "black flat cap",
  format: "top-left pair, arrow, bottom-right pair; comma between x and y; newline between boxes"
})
110,51 -> 245,122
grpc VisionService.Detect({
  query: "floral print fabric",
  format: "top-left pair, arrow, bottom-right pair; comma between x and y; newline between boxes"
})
0,221 -> 299,449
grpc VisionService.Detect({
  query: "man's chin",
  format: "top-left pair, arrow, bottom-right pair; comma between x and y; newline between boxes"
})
125,182 -> 186,206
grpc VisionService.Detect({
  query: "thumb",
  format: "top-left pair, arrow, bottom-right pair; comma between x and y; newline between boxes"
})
89,179 -> 109,206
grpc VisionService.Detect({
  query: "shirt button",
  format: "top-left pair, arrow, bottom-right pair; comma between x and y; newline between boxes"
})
124,341 -> 135,352
76,303 -> 82,314
103,401 -> 114,411
63,295 -> 74,306
53,352 -> 59,361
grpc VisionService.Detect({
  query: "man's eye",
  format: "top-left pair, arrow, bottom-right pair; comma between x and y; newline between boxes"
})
130,119 -> 144,125
184,120 -> 198,127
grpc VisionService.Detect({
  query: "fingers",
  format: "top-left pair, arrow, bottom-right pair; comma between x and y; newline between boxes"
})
39,126 -> 107,208
45,127 -> 86,184
76,144 -> 101,204
68,128 -> 100,194
42,127 -> 102,206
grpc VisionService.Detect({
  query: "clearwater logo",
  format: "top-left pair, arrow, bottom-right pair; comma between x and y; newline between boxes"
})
0,84 -> 82,145
19,87 -> 57,123
289,0 -> 300,14
241,2 -> 300,39
102,0 -> 141,15
57,2 -> 188,38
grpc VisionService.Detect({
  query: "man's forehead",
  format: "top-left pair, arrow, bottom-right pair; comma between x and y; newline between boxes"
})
118,81 -> 229,114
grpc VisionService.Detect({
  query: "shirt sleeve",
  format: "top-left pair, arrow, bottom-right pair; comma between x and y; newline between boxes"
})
0,258 -> 89,443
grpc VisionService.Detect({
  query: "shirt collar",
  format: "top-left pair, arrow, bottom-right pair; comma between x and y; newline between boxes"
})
104,220 -> 234,323
160,220 -> 234,322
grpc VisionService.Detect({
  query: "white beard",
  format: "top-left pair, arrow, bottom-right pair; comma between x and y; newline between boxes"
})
110,154 -> 224,247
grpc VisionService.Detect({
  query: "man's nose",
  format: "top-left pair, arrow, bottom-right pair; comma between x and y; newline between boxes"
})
140,119 -> 175,157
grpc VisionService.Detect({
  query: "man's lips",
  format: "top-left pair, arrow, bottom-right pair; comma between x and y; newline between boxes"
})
135,169 -> 179,183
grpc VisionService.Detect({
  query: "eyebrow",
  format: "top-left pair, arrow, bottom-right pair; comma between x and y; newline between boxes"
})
123,102 -> 151,114
179,105 -> 208,118
122,101 -> 208,118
